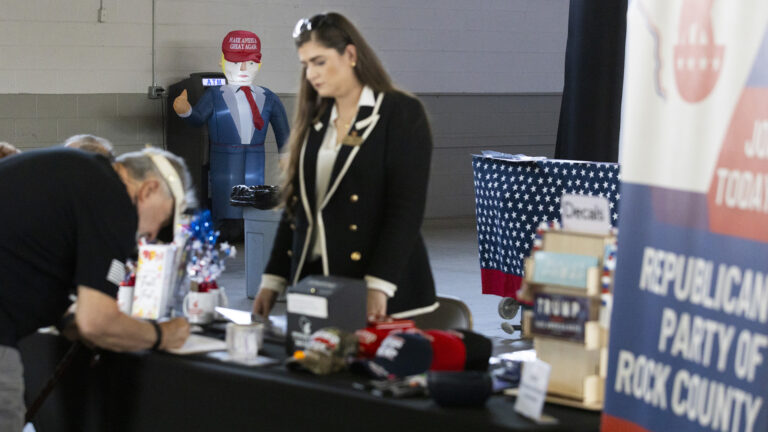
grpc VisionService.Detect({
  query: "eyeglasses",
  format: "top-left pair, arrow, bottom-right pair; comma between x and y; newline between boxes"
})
292,14 -> 330,41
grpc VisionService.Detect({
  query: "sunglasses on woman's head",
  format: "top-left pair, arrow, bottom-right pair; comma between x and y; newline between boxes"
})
292,14 -> 330,41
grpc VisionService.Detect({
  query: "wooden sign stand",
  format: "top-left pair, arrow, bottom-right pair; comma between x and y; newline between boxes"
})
509,229 -> 615,411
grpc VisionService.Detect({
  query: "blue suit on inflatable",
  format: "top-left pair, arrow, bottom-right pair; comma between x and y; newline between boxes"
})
182,84 -> 289,222
176,30 -> 290,226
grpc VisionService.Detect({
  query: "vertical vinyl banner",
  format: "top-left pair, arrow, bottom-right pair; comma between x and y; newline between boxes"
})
603,1 -> 768,432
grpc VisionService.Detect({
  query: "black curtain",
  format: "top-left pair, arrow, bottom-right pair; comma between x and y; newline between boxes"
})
555,0 -> 628,163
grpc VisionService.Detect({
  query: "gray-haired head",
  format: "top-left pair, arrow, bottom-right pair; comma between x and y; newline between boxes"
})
115,147 -> 198,211
64,134 -> 116,161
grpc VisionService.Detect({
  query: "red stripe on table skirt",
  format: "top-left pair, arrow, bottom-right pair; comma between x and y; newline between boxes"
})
480,269 -> 522,299
600,414 -> 650,432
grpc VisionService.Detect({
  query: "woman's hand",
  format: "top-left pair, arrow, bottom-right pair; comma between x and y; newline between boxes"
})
252,288 -> 278,318
367,289 -> 388,322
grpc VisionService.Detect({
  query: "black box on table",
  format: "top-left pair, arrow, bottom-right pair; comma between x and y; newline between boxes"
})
286,275 -> 366,354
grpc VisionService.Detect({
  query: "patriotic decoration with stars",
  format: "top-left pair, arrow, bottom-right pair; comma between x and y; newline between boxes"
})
472,155 -> 621,299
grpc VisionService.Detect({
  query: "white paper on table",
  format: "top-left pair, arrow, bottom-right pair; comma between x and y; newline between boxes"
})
166,334 -> 227,355
267,315 -> 286,338
207,351 -> 279,367
215,307 -> 253,325
514,359 -> 552,422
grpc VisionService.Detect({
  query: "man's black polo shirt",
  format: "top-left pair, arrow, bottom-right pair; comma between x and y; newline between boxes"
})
0,148 -> 137,347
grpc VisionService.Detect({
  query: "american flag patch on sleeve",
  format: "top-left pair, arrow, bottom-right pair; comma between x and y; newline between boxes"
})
106,259 -> 126,286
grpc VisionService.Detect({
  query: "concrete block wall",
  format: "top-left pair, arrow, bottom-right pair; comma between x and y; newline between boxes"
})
0,92 -> 560,219
0,0 -> 568,94
422,93 -> 561,218
266,93 -> 562,219
0,94 -> 163,154
0,0 -> 568,219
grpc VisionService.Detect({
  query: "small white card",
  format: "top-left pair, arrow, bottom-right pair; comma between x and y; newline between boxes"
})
514,359 -> 552,422
286,293 -> 329,318
560,194 -> 611,235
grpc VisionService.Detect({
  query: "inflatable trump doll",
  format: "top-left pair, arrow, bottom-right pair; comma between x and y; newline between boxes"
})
173,30 -> 289,233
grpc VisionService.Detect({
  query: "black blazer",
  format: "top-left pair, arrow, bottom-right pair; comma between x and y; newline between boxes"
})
264,89 -> 436,316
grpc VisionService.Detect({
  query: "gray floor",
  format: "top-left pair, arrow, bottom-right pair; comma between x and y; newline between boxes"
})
218,218 -> 526,353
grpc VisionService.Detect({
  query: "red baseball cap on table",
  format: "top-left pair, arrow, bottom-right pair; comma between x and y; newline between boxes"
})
356,320 -> 416,359
221,30 -> 262,63
425,330 -> 466,371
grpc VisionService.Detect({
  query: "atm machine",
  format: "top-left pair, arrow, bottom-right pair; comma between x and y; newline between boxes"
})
166,72 -> 227,208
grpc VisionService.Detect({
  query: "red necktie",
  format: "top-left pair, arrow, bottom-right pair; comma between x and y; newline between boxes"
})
239,86 -> 264,131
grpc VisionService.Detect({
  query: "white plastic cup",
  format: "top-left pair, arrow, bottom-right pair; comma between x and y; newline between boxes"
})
226,323 -> 263,361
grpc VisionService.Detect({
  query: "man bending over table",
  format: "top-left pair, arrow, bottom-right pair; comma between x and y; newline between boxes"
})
0,146 -> 195,431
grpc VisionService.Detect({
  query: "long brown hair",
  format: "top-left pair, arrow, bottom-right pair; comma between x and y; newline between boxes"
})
281,12 -> 394,215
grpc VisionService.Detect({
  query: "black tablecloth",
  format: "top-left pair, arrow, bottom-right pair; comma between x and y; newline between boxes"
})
19,333 -> 600,432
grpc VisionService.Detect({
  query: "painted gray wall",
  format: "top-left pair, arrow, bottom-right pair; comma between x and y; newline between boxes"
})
0,0 -> 567,218
0,0 -> 568,94
0,94 -> 163,155
0,92 -> 561,218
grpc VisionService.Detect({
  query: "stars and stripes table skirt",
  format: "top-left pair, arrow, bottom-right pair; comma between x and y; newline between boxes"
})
472,155 -> 621,299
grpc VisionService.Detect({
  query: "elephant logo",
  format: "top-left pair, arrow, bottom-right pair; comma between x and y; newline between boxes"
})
673,0 -> 724,102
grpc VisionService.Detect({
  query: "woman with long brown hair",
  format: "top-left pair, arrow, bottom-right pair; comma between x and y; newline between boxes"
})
252,12 -> 436,321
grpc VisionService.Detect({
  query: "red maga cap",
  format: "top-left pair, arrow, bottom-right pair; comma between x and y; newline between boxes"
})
221,30 -> 261,63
